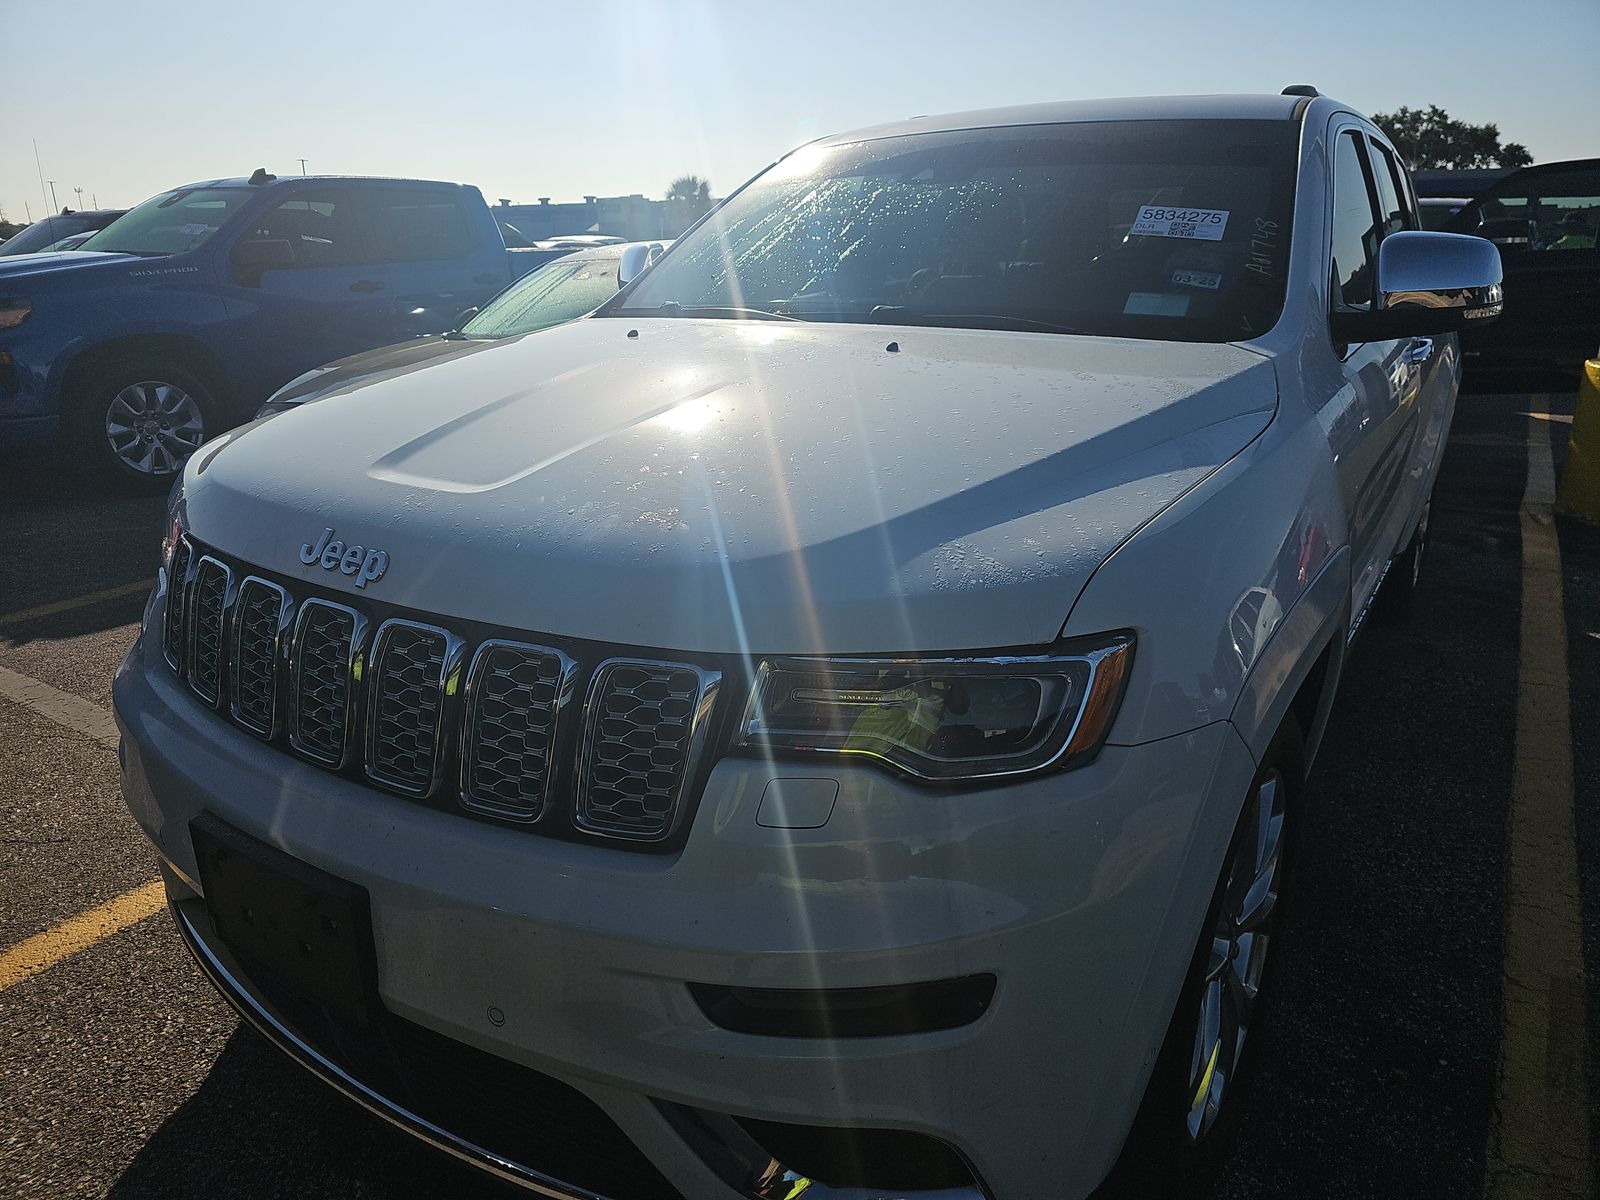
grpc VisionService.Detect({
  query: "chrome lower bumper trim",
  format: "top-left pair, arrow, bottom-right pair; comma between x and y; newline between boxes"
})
169,897 -> 615,1200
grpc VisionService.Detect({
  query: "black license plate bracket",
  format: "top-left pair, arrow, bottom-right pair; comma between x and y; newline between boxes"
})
191,812 -> 379,1027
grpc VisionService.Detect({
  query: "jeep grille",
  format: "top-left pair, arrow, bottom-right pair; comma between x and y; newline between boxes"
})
158,537 -> 722,849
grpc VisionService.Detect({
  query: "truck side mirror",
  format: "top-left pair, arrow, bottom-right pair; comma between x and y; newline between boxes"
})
1331,230 -> 1503,342
231,238 -> 295,285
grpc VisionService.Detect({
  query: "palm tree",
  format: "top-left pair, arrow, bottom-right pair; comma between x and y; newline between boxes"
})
666,175 -> 711,205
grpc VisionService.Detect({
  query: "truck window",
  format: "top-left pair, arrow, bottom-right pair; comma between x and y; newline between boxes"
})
461,251 -> 624,338
234,190 -> 366,267
78,187 -> 252,256
1454,169 -> 1600,253
1330,131 -> 1380,309
1367,139 -> 1411,237
368,189 -> 475,262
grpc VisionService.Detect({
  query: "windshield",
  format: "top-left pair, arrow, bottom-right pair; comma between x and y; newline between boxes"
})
610,119 -> 1299,342
78,187 -> 252,256
461,250 -> 624,338
0,213 -> 99,256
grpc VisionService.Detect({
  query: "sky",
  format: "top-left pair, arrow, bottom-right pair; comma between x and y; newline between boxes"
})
3,0 -> 1596,222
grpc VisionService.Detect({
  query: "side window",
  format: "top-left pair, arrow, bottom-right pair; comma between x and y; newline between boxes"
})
1371,141 -> 1416,233
234,190 -> 365,267
367,189 -> 475,262
1459,171 -> 1600,254
1330,130 -> 1380,310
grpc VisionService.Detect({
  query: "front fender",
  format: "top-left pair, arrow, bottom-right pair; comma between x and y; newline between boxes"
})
1060,392 -> 1349,748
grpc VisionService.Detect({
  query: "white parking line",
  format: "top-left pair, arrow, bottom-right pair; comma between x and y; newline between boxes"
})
0,665 -> 119,750
1484,397 -> 1594,1198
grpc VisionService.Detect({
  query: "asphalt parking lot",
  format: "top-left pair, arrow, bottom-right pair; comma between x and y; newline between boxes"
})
1,384 -> 1596,1199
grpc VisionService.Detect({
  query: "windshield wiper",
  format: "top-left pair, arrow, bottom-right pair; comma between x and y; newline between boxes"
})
615,301 -> 800,322
867,306 -> 1090,336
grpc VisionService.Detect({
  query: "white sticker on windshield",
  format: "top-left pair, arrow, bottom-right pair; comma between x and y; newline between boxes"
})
1171,268 -> 1222,290
1124,292 -> 1191,317
1130,206 -> 1229,241
179,223 -> 210,236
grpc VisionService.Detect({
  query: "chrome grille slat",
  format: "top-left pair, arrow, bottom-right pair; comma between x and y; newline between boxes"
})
230,578 -> 290,738
366,620 -> 460,797
290,599 -> 363,768
186,557 -> 233,707
576,660 -> 721,842
459,641 -> 576,823
163,536 -> 195,672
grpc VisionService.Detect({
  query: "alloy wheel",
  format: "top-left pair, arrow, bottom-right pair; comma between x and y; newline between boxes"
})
1186,769 -> 1286,1142
105,380 -> 206,477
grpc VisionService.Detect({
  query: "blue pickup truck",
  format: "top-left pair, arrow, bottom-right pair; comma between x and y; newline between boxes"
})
0,171 -> 540,484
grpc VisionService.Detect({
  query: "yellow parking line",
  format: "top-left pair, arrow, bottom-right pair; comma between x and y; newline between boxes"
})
0,880 -> 166,992
0,579 -> 153,628
1485,397 -> 1594,1198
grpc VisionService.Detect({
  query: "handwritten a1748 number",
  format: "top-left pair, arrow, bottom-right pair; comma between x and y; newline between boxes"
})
1130,206 -> 1230,241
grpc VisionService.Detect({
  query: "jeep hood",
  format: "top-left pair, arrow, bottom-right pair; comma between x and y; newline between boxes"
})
262,335 -> 480,409
184,318 -> 1276,655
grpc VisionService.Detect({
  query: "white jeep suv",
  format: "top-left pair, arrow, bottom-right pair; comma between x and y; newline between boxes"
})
116,89 -> 1500,1200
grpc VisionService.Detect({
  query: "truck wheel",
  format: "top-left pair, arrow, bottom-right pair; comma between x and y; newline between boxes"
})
68,360 -> 218,490
1102,718 -> 1305,1197
1374,496 -> 1431,625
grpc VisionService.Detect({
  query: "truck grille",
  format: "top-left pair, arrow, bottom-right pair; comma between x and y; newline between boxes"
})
163,537 -> 194,671
365,621 -> 455,796
161,536 -> 722,848
578,661 -> 720,841
187,557 -> 232,706
230,578 -> 287,736
289,600 -> 360,767
460,642 -> 575,822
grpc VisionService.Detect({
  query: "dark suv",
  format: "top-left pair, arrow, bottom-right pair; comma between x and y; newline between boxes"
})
1446,158 -> 1600,383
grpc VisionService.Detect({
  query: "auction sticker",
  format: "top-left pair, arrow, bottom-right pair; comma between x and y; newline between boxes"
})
1130,206 -> 1229,241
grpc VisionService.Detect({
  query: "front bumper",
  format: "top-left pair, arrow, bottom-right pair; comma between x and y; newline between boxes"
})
116,626 -> 1258,1200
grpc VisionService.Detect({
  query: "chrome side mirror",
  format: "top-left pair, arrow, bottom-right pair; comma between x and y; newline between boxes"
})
616,242 -> 662,288
1332,230 -> 1503,342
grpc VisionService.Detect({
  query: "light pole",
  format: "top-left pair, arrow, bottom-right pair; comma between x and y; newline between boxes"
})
74,187 -> 84,209
47,180 -> 58,212
299,158 -> 308,176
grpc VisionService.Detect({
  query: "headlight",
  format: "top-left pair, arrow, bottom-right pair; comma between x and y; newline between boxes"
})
738,634 -> 1134,781
160,478 -> 188,572
0,298 -> 32,330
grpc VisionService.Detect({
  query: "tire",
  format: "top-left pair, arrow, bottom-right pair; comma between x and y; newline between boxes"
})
1100,718 -> 1306,1198
1373,495 -> 1431,625
66,357 -> 220,491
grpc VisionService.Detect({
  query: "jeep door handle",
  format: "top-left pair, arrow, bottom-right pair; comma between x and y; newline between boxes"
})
349,279 -> 385,293
1403,337 -> 1434,365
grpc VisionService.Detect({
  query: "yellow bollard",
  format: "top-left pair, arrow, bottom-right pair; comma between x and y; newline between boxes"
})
1555,356 -> 1600,525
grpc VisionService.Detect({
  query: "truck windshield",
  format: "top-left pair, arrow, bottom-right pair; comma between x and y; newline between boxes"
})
461,250 -> 624,338
608,119 -> 1299,342
79,187 -> 253,256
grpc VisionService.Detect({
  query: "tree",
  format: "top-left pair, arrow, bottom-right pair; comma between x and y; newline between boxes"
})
1370,105 -> 1532,171
664,174 -> 712,233
666,175 -> 711,206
